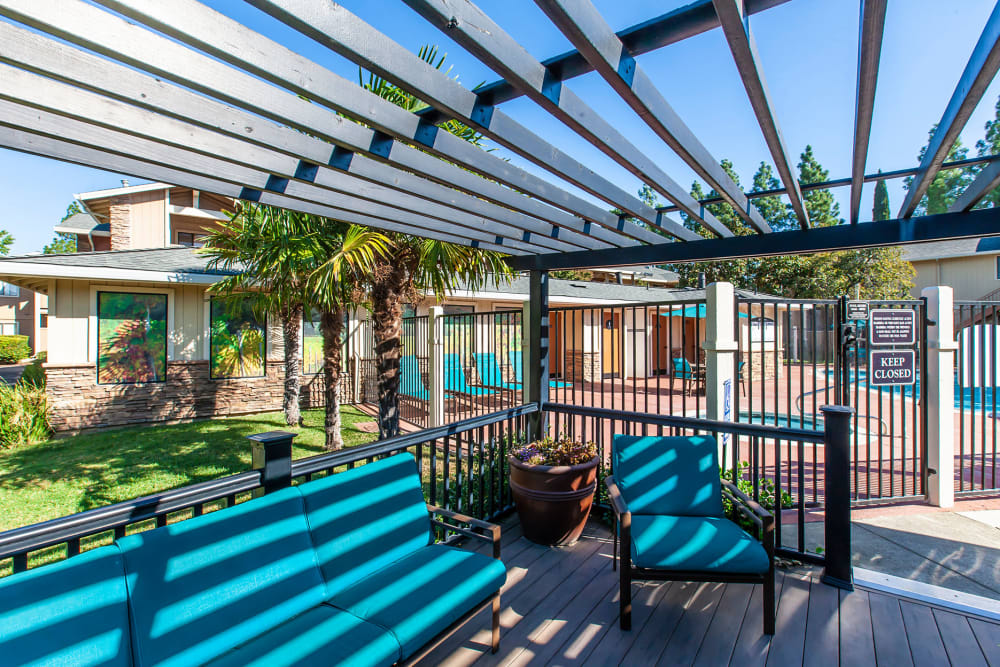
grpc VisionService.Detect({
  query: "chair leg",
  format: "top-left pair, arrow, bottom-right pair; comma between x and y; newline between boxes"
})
763,568 -> 775,635
619,560 -> 632,631
612,520 -> 618,571
491,594 -> 501,653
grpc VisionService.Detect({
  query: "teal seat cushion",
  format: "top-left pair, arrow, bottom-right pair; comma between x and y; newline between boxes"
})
118,487 -> 326,666
207,605 -> 399,667
630,515 -> 769,574
327,545 -> 507,660
613,435 -> 723,516
0,545 -> 131,666
299,453 -> 432,596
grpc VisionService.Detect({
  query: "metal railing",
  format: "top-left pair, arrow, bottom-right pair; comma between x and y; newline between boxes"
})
954,301 -> 1000,495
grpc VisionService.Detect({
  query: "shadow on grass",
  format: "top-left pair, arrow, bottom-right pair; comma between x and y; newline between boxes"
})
0,407 -> 378,518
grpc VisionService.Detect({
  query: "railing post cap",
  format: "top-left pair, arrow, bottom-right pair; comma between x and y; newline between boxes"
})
819,405 -> 855,415
246,430 -> 297,444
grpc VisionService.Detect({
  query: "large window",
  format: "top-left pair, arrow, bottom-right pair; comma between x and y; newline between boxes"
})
177,232 -> 208,248
0,282 -> 20,297
210,299 -> 265,379
0,322 -> 18,336
97,292 -> 168,384
303,313 -> 324,375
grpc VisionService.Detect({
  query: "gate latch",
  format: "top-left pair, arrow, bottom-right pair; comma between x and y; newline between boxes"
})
840,324 -> 857,347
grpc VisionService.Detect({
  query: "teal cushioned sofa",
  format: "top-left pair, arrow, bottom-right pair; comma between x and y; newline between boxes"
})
0,453 -> 505,666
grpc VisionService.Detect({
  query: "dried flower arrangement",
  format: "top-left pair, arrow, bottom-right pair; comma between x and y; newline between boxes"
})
511,435 -> 597,467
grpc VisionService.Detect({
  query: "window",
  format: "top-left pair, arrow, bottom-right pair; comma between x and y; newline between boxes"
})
443,305 -> 475,315
402,303 -> 417,318
177,232 -> 208,248
0,282 -> 20,297
210,298 -> 265,379
303,313 -> 324,375
996,255 -> 1000,279
39,313 -> 48,329
97,292 -> 168,384
0,322 -> 18,336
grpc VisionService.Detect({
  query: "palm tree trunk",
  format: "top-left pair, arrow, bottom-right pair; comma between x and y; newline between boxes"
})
370,264 -> 407,438
281,303 -> 303,426
319,309 -> 345,450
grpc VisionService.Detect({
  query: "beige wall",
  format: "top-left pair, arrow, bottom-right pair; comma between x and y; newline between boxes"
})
910,255 -> 999,301
128,190 -> 168,249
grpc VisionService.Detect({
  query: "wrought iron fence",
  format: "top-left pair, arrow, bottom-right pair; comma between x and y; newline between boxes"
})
954,301 -> 1000,495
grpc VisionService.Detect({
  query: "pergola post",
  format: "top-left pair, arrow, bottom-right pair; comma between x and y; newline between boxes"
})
248,431 -> 295,498
427,305 -> 445,428
922,285 -> 957,507
705,282 -> 739,464
526,270 -> 550,440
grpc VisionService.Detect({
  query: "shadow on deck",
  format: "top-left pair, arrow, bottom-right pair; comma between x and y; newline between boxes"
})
420,518 -> 1000,666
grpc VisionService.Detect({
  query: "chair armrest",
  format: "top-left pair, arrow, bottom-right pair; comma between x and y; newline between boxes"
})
428,505 -> 502,560
720,480 -> 774,531
605,476 -> 631,520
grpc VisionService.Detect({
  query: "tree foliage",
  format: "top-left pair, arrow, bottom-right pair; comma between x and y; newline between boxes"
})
0,230 -> 11,257
43,202 -> 82,254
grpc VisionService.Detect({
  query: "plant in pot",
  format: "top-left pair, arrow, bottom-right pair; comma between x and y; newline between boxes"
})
509,436 -> 599,546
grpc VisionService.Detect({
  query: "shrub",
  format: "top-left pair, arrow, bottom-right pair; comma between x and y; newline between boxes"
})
0,382 -> 51,449
0,335 -> 30,364
721,461 -> 794,531
19,359 -> 45,387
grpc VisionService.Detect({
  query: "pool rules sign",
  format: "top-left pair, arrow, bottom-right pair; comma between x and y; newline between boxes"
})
869,309 -> 916,386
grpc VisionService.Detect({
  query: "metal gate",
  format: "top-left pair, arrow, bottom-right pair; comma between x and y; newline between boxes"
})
953,301 -> 1000,495
837,297 -> 927,503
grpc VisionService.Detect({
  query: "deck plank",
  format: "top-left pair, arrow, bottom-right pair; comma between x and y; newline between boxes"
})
729,573 -> 786,667
898,600 -> 949,667
838,588 -> 876,667
968,618 -> 1000,665
691,581 -> 754,666
544,578 -> 621,665
656,581 -> 726,666
802,578 -> 840,667
765,570 -> 811,667
932,608 -> 988,667
579,581 -> 673,664
868,592 -> 913,667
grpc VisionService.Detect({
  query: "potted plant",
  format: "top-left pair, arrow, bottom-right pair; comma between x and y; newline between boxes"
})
509,436 -> 599,546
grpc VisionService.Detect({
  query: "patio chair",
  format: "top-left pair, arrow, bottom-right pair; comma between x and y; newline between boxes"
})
671,357 -> 704,396
607,434 -> 775,634
473,352 -> 522,391
444,353 -> 497,397
508,350 -> 572,389
400,354 -> 430,400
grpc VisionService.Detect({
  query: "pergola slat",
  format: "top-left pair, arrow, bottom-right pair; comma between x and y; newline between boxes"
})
404,0 -> 732,239
0,127 -> 519,254
0,0 -> 634,250
712,0 -> 810,230
535,0 -> 771,234
897,0 -> 1000,218
850,0 -> 888,224
237,0 -> 696,243
0,68 -> 570,254
951,159 -> 1000,212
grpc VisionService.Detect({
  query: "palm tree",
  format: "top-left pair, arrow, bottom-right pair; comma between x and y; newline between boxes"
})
358,46 -> 514,437
307,221 -> 389,449
201,203 -> 313,426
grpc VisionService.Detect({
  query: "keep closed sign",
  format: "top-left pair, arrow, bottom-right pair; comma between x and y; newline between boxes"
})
869,350 -> 915,386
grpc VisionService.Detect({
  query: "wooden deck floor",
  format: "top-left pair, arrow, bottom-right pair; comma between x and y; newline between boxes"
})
419,519 -> 1000,666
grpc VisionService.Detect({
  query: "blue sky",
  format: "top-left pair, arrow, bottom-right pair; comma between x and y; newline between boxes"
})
1,0 -> 998,254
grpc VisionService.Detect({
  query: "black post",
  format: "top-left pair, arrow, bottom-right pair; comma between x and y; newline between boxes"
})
528,270 -> 549,440
820,405 -> 854,590
248,430 -> 296,497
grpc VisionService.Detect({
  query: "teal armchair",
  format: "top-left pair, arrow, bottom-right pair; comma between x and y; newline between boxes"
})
671,357 -> 704,396
607,434 -> 775,634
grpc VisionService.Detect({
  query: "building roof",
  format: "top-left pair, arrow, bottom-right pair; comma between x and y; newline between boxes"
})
900,237 -> 1000,262
52,211 -> 110,236
74,182 -> 172,201
595,265 -> 679,283
0,247 -> 238,293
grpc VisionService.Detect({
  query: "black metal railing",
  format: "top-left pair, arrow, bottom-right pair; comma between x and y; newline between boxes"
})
0,405 -> 535,577
954,301 -> 1000,495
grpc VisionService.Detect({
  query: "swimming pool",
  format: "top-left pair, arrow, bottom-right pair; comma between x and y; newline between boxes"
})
738,411 -> 824,430
829,369 -> 996,413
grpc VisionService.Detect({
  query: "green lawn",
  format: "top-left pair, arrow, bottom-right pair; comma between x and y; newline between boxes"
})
0,406 -> 379,532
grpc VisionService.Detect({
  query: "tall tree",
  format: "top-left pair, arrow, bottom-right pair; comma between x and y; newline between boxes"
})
904,125 -> 976,215
43,202 -> 82,254
359,45 -> 514,438
202,203 -> 313,426
0,230 -> 11,256
975,94 -> 1000,209
872,171 -> 890,221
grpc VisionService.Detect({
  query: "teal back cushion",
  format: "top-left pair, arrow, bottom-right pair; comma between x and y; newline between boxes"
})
0,545 -> 132,666
299,453 -> 431,596
118,487 -> 325,667
612,435 -> 723,516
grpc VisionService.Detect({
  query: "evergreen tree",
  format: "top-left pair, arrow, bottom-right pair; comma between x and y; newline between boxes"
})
873,172 -> 890,221
975,95 -> 1000,209
43,202 -> 81,254
904,125 -> 975,214
0,230 -> 11,256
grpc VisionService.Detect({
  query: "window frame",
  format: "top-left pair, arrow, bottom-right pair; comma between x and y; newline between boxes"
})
205,296 -> 267,380
0,282 -> 20,297
91,288 -> 172,385
0,321 -> 19,336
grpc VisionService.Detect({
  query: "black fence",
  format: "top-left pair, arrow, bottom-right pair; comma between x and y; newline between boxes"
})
954,301 -> 1000,495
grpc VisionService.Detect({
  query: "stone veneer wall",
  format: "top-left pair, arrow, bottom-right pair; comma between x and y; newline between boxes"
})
108,196 -> 131,251
566,350 -> 601,382
45,361 -> 353,432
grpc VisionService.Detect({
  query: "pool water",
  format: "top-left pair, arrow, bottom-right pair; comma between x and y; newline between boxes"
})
739,412 -> 824,430
830,369 -> 996,413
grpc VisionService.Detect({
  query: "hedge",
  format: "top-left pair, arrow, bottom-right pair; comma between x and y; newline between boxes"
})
0,382 -> 50,449
0,335 -> 29,364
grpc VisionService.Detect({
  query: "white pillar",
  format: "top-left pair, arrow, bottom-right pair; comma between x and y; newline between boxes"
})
427,306 -> 445,427
923,285 -> 957,507
705,282 -> 739,465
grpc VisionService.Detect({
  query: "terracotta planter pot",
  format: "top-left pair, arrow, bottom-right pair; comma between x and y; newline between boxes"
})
508,455 -> 598,546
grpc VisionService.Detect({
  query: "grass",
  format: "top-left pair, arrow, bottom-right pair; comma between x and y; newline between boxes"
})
0,406 -> 378,532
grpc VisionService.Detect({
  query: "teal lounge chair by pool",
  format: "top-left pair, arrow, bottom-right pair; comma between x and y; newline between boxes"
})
509,350 -> 572,389
444,353 -> 497,396
473,352 -> 522,391
400,355 -> 429,400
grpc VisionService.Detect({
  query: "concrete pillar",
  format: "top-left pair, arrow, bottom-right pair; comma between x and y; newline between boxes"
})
923,285 -> 957,507
705,282 -> 739,465
427,306 -> 445,427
